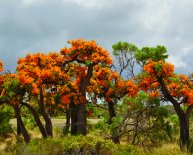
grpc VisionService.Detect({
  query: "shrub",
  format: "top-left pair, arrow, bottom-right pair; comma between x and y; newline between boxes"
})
0,106 -> 12,136
5,136 -> 144,155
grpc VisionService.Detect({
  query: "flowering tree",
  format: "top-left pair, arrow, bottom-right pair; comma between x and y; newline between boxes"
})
139,60 -> 193,145
0,73 -> 31,143
88,65 -> 138,143
17,52 -> 67,137
60,39 -> 112,135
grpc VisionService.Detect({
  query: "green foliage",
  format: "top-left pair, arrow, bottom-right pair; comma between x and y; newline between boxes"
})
168,114 -> 179,141
0,106 -> 12,136
120,92 -> 173,147
112,42 -> 138,56
155,63 -> 162,72
91,104 -> 108,119
6,136 -> 144,155
22,116 -> 37,130
116,144 -> 145,155
135,45 -> 168,65
168,77 -> 179,83
85,60 -> 91,67
1,77 -> 22,100
110,116 -> 123,130
94,92 -> 174,148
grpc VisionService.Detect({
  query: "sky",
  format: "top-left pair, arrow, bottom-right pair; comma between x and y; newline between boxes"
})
0,0 -> 193,74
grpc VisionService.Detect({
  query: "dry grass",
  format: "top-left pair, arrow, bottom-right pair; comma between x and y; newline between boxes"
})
10,118 -> 101,128
148,143 -> 189,155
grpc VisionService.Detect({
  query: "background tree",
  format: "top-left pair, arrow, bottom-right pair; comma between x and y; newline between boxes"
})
135,45 -> 168,66
112,41 -> 139,79
119,92 -> 172,149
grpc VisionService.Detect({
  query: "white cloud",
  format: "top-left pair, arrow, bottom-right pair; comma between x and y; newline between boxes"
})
167,56 -> 186,68
22,0 -> 47,6
63,0 -> 108,9
1,0 -> 193,74
181,44 -> 193,56
22,0 -> 37,5
137,0 -> 170,33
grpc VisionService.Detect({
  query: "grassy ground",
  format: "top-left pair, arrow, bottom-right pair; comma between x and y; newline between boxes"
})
9,118 -> 100,128
147,143 -> 189,155
0,119 -> 189,155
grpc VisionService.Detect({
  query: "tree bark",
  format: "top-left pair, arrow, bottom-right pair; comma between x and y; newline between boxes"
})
39,87 -> 53,137
63,108 -> 71,135
22,102 -> 47,138
108,101 -> 120,144
76,103 -> 87,135
13,104 -> 30,143
71,104 -> 77,135
75,64 -> 95,135
108,101 -> 116,124
179,113 -> 189,146
17,118 -> 21,136
158,76 -> 190,145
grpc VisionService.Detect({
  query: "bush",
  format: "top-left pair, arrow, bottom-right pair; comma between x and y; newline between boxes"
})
5,136 -> 144,155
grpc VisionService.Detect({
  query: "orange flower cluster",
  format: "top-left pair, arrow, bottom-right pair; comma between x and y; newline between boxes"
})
126,80 -> 138,97
60,39 -> 112,65
17,52 -> 67,96
141,60 -> 193,105
61,94 -> 71,104
0,61 -> 4,86
139,75 -> 157,92
143,61 -> 156,74
144,60 -> 174,78
149,90 -> 160,97
0,61 -> 3,72
89,65 -> 138,103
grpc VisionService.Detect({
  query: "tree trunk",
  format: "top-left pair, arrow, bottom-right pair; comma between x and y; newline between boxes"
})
71,104 -> 77,135
108,101 -> 116,124
158,77 -> 190,146
17,119 -> 21,136
22,102 -> 47,138
108,101 -> 120,144
63,108 -> 71,135
40,106 -> 53,137
75,63 -> 95,135
179,114 -> 189,146
13,105 -> 30,143
39,88 -> 53,137
76,103 -> 87,135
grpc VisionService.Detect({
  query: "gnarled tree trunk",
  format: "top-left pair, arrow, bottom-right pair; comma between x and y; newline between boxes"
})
76,103 -> 87,135
22,102 -> 47,138
75,64 -> 94,135
179,114 -> 189,146
70,104 -> 78,135
13,104 -> 30,143
159,76 -> 190,146
39,87 -> 53,137
108,101 -> 120,144
63,108 -> 71,135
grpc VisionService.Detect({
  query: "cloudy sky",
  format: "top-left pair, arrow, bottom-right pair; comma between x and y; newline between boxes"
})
0,0 -> 193,74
